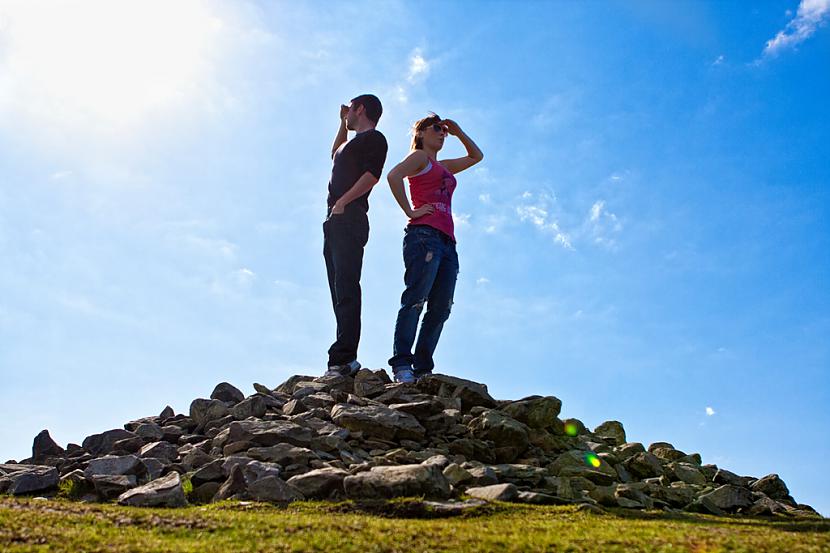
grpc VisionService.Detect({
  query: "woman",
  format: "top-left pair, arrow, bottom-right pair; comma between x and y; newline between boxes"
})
387,114 -> 484,383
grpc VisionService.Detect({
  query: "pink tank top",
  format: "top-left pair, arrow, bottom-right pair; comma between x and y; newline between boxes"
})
408,159 -> 458,241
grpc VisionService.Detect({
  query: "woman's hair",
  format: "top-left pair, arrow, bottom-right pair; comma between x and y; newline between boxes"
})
411,112 -> 442,150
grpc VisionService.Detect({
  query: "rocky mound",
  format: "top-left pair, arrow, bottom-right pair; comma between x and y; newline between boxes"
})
0,371 -> 821,517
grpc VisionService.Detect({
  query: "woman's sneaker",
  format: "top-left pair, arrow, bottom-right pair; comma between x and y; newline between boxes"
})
393,366 -> 416,384
324,360 -> 361,378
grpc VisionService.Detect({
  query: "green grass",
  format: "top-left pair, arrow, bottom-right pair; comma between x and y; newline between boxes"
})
1,496 -> 827,552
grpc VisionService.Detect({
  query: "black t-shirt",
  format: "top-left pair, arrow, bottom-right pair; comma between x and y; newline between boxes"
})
327,129 -> 388,213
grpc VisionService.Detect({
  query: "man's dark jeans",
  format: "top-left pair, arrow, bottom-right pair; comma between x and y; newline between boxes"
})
323,211 -> 369,367
389,225 -> 459,377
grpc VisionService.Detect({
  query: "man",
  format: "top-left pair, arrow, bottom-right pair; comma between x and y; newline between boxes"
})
323,94 -> 387,377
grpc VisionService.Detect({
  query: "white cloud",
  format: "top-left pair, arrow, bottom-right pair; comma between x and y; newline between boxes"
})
476,277 -> 490,285
235,267 -> 256,285
407,48 -> 430,83
50,170 -> 73,180
705,406 -> 716,416
478,193 -> 491,204
531,92 -> 576,131
590,200 -> 604,222
585,200 -> 622,250
516,192 -> 574,250
395,85 -> 408,104
762,0 -> 830,57
516,205 -> 548,227
516,192 -> 573,249
453,212 -> 471,227
712,55 -> 725,66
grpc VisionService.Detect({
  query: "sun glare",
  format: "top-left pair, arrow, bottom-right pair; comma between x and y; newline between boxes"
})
1,0 -> 222,131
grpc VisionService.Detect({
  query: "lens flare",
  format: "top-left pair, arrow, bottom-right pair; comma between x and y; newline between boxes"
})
564,422 -> 579,437
584,452 -> 601,468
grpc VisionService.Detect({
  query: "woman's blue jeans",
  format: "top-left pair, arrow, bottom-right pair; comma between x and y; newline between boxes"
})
389,225 -> 459,378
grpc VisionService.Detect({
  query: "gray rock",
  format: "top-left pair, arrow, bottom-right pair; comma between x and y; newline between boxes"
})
221,455 -> 256,476
465,483 -> 519,502
161,425 -> 186,443
420,499 -> 488,516
275,375 -> 316,395
699,484 -> 754,511
615,483 -> 653,509
84,455 -> 142,478
330,403 -> 425,441
293,381 -> 330,399
650,482 -> 698,508
670,463 -> 706,486
0,464 -> 59,495
615,442 -> 646,462
343,463 -> 451,499
517,491 -> 571,505
593,421 -> 626,446
232,395 -> 268,420
448,438 -> 496,463
82,429 -> 138,456
547,450 -> 618,484
32,430 -> 64,462
650,446 -> 687,463
189,398 -> 231,427
501,396 -> 562,429
191,459 -> 225,485
247,443 -> 318,466
713,468 -> 752,487
112,436 -> 145,453
286,467 -> 349,499
490,464 -> 548,487
139,441 -> 179,462
747,495 -> 787,516
301,393 -> 336,410
282,399 -> 308,416
416,374 -> 497,411
248,476 -> 304,503
215,464 -> 247,501
159,406 -> 175,419
389,400 -> 443,420
118,472 -> 187,507
442,463 -> 472,485
751,474 -> 792,502
211,382 -> 245,404
226,420 -> 315,448
353,369 -> 390,398
92,474 -> 137,499
466,465 -> 499,486
141,458 -> 167,481
240,460 -> 282,484
624,452 -> 664,479
135,423 -> 165,442
192,481 -> 221,504
467,410 -> 530,455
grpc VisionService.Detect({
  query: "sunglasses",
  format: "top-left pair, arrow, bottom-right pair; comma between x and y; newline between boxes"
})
426,123 -> 447,133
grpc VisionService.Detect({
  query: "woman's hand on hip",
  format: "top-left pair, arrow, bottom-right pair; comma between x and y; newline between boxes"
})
409,204 -> 435,219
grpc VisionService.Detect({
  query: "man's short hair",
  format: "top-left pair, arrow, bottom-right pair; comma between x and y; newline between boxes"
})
351,94 -> 383,124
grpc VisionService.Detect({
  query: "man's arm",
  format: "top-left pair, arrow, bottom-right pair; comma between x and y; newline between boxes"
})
330,171 -> 378,215
331,104 -> 349,159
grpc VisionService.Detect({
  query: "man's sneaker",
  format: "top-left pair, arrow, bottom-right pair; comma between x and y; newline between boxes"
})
393,367 -> 416,384
324,360 -> 361,378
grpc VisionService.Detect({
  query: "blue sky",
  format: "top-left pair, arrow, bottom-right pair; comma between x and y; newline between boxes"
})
1,0 -> 828,514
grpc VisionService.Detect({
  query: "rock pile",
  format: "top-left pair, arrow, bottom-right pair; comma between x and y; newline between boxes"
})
0,371 -> 821,517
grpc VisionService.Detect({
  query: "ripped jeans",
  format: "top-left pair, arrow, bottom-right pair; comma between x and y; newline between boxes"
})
389,225 -> 459,377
